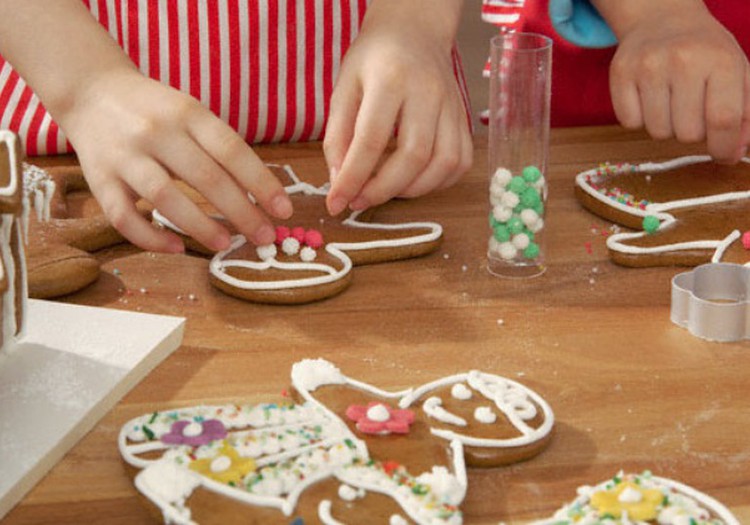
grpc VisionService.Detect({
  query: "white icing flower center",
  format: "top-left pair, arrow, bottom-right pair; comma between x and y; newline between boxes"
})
618,485 -> 643,503
256,244 -> 277,261
182,422 -> 203,437
451,383 -> 472,400
300,246 -> 317,262
210,455 -> 232,473
474,406 -> 497,424
281,237 -> 300,255
366,404 -> 390,422
338,484 -> 360,501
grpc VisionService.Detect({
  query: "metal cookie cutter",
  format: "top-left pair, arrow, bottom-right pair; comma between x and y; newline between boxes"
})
671,263 -> 750,342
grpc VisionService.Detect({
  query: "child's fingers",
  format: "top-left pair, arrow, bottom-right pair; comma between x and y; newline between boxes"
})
638,78 -> 673,140
121,158 -> 234,251
609,61 -> 643,129
705,65 -> 745,163
89,176 -> 185,254
323,76 -> 360,184
670,78 -> 706,144
326,87 -> 400,216
348,90 -> 441,209
186,112 -> 292,222
740,67 -> 750,151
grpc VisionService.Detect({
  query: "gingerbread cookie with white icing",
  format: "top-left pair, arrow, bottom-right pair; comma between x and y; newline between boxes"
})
119,359 -> 554,524
152,165 -> 443,304
575,156 -> 750,267
533,471 -> 739,525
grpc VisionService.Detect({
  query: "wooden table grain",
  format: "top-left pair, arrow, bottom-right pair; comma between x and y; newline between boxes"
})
4,126 -> 749,524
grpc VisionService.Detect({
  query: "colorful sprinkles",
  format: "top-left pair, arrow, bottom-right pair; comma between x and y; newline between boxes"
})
585,163 -> 651,210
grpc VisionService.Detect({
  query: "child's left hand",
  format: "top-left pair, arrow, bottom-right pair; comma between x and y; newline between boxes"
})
323,0 -> 473,216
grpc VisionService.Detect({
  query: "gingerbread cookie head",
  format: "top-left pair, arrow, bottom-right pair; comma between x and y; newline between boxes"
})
533,471 -> 739,525
152,165 -> 443,304
119,359 -> 554,524
575,156 -> 750,267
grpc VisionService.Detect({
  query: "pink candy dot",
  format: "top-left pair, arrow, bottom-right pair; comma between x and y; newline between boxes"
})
304,229 -> 324,249
291,226 -> 306,242
275,226 -> 290,245
742,231 -> 750,250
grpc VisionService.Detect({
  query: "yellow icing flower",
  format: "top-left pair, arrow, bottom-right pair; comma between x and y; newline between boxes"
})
189,441 -> 256,485
591,481 -> 663,521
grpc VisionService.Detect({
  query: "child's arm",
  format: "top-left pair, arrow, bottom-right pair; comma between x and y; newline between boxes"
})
0,0 -> 292,252
591,0 -> 750,163
323,0 -> 473,216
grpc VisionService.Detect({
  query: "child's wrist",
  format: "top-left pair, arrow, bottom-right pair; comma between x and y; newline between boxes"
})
591,0 -> 707,39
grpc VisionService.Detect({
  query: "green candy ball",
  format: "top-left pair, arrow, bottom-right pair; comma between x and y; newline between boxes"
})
533,202 -> 545,216
507,216 -> 524,234
523,229 -> 535,241
642,215 -> 660,234
522,165 -> 542,183
520,187 -> 541,208
524,242 -> 540,259
489,212 -> 499,228
493,224 -> 511,242
508,176 -> 527,195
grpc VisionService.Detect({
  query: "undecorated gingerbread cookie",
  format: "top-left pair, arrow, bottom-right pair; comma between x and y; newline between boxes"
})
533,471 -> 739,524
119,358 -> 554,524
575,156 -> 750,267
152,165 -> 443,304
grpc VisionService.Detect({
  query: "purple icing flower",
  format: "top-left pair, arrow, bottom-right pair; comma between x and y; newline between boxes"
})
161,419 -> 227,446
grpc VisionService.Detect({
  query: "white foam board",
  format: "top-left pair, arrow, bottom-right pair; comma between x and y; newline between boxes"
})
0,299 -> 185,518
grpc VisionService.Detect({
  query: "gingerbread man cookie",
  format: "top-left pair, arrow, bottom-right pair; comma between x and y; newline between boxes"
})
152,165 -> 443,304
25,164 -> 145,298
575,156 -> 750,267
119,358 -> 554,524
533,471 -> 739,524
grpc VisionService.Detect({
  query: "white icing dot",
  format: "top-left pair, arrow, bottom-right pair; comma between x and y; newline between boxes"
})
474,406 -> 497,424
390,515 -> 409,525
366,404 -> 390,422
451,383 -> 472,400
300,246 -> 317,262
182,422 -> 203,437
492,167 -> 513,187
338,484 -> 359,501
500,191 -> 520,208
256,244 -> 277,261
210,455 -> 232,473
618,486 -> 643,503
520,208 -> 540,226
497,242 -> 518,260
281,237 -> 300,255
492,205 -> 513,223
512,233 -> 530,249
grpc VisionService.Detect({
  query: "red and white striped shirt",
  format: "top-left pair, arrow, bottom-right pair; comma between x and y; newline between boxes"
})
0,0 -> 470,156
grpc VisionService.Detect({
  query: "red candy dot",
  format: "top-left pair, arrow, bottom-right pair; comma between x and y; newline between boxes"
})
291,226 -> 306,242
742,231 -> 750,250
304,229 -> 324,249
275,226 -> 290,245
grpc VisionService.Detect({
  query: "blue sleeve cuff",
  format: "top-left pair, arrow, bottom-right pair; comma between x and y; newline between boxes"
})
548,0 -> 617,48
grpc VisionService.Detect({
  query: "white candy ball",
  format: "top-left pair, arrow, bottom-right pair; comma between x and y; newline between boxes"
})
492,167 -> 513,187
533,176 -> 546,191
281,237 -> 300,256
498,242 -> 518,260
492,205 -> 513,223
488,237 -> 501,253
300,246 -> 317,262
529,218 -> 545,233
500,191 -> 520,208
490,193 -> 504,206
512,233 -> 530,249
520,208 -> 540,227
256,244 -> 277,261
490,182 -> 505,199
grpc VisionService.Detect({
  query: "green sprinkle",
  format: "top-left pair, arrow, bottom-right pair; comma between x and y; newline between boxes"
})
524,242 -> 540,260
148,412 -> 158,424
493,224 -> 511,242
507,217 -> 524,235
520,187 -> 541,208
411,484 -> 429,495
142,425 -> 155,440
344,438 -> 355,449
508,176 -> 527,194
642,215 -> 660,234
522,165 -> 542,182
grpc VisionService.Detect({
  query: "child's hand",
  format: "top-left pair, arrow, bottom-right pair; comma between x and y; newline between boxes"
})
599,0 -> 750,163
323,0 -> 472,216
61,69 -> 293,253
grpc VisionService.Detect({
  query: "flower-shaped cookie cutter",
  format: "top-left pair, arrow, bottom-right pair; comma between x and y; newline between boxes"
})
671,262 -> 750,342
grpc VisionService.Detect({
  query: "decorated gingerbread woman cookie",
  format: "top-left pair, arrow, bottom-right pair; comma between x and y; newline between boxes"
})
152,165 -> 443,304
575,156 -> 750,267
119,358 -> 554,524
533,471 -> 739,524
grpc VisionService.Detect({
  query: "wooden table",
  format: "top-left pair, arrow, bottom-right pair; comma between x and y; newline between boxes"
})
4,126 -> 749,524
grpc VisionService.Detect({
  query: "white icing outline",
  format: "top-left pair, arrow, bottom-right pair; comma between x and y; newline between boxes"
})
575,156 -> 750,263
319,500 -> 345,525
119,359 -> 553,525
532,472 -> 739,525
152,164 -> 443,292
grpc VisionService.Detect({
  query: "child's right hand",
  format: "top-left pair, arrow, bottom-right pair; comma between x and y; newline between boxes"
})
59,69 -> 293,253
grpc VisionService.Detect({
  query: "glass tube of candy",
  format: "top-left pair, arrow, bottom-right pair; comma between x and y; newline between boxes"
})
487,32 -> 552,278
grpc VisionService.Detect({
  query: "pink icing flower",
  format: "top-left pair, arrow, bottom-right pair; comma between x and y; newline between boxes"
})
291,226 -> 306,242
161,419 -> 227,447
345,402 -> 415,435
742,231 -> 750,250
304,229 -> 324,249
